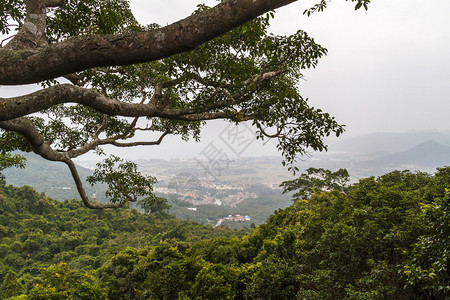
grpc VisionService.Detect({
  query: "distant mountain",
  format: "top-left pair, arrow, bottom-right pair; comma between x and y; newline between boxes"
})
359,140 -> 450,170
329,130 -> 450,154
2,152 -> 106,201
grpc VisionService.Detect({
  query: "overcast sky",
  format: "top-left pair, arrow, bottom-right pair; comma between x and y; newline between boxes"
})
131,0 -> 450,134
128,0 -> 450,159
2,0 -> 450,160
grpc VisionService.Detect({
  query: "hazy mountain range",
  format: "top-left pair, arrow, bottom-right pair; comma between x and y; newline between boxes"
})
316,130 -> 450,179
359,140 -> 450,169
329,130 -> 450,154
4,130 -> 450,192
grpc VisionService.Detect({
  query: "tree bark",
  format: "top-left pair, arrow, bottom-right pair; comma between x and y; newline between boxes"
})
0,0 -> 298,85
0,70 -> 282,121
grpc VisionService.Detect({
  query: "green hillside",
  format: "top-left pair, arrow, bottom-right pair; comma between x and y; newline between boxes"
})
2,152 -> 108,202
0,180 -> 243,299
1,167 -> 449,299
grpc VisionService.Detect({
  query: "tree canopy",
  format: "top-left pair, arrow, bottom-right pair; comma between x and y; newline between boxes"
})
1,168 -> 448,298
0,0 -> 372,208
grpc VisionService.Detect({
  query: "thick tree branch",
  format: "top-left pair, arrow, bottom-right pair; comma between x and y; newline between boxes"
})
6,0 -> 47,49
0,118 -> 65,161
0,69 -> 285,121
0,0 -> 298,85
0,84 -> 158,120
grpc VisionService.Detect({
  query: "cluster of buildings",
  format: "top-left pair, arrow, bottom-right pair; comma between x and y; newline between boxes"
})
214,214 -> 251,227
154,183 -> 256,207
224,214 -> 251,222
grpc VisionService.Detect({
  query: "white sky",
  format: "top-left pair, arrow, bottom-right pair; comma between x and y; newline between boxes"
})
127,0 -> 450,159
131,0 -> 450,135
2,0 -> 450,160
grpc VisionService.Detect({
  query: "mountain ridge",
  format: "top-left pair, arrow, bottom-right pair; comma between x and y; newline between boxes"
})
359,140 -> 450,170
329,130 -> 450,154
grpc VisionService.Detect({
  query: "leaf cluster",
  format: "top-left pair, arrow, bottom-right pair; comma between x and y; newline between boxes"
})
0,0 -> 24,36
403,188 -> 450,298
46,0 -> 140,41
86,155 -> 157,204
304,0 -> 371,17
0,152 -> 25,181
280,167 -> 349,199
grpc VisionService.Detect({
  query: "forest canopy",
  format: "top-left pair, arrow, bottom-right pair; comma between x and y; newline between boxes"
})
0,167 -> 448,299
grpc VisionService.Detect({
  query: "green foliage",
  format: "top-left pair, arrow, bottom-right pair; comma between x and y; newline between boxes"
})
190,263 -> 238,300
0,130 -> 32,155
0,270 -> 23,298
81,168 -> 449,299
280,167 -> 350,199
0,0 -> 24,36
1,167 -> 449,298
0,153 -> 25,181
46,0 -> 140,40
27,263 -> 107,300
0,183 -> 241,298
403,190 -> 450,298
242,169 -> 447,298
138,196 -> 171,215
86,155 -> 157,204
304,0 -> 371,17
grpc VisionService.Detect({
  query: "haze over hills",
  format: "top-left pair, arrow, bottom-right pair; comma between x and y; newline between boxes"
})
358,140 -> 450,173
329,130 -> 450,154
314,130 -> 450,179
3,130 -> 450,227
2,152 -> 106,202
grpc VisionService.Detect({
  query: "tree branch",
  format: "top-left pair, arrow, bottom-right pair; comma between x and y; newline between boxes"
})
6,0 -> 47,49
174,111 -> 253,121
0,69 -> 285,121
0,0 -> 298,85
65,130 -> 172,158
0,84 -> 159,121
64,159 -> 120,209
108,130 -> 171,147
44,0 -> 67,8
0,118 -> 126,209
0,118 -> 65,161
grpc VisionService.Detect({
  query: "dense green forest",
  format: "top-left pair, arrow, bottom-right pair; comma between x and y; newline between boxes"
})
1,168 -> 449,299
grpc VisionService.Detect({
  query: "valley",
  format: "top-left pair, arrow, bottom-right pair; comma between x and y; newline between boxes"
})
4,131 -> 450,229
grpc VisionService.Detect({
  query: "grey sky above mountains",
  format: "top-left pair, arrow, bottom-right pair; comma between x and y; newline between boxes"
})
2,0 -> 449,160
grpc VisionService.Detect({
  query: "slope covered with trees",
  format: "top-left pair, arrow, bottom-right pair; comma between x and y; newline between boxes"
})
0,179 -> 242,299
1,167 -> 449,299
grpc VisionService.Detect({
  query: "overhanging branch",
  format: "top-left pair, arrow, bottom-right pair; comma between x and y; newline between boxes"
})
0,117 -> 136,209
0,69 -> 285,121
65,159 -> 120,209
0,0 -> 298,85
